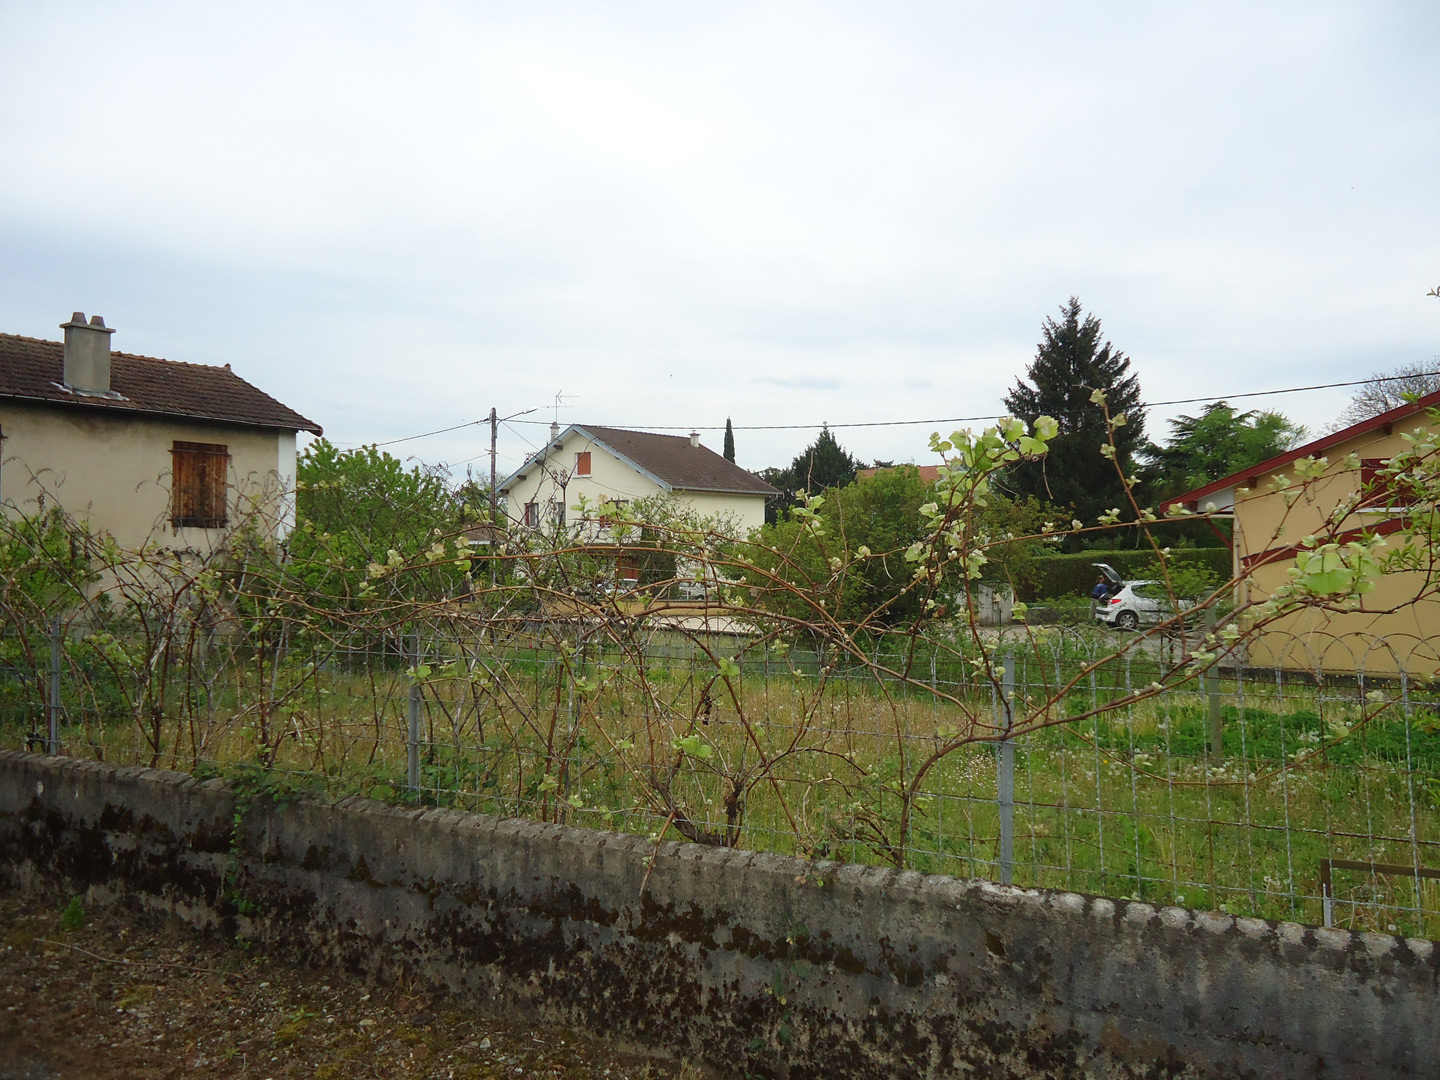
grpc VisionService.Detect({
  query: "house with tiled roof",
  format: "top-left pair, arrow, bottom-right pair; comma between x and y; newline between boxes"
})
0,312 -> 322,553
856,464 -> 943,484
1162,388 -> 1440,677
498,423 -> 778,542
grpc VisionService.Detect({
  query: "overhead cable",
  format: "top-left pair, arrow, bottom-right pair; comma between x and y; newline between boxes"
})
348,368 -> 1440,449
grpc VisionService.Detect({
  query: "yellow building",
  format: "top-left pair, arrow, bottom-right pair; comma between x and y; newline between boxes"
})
1165,390 -> 1440,677
0,312 -> 322,555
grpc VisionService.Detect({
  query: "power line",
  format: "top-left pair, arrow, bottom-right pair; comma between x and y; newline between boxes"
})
1146,370 -> 1440,409
358,368 -> 1440,449
504,370 -> 1440,432
362,418 -> 486,447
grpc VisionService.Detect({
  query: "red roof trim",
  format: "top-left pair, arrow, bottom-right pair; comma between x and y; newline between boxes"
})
1159,387 -> 1440,512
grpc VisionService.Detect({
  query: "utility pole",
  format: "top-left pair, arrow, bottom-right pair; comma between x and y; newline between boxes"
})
486,406 -> 538,522
489,407 -> 498,517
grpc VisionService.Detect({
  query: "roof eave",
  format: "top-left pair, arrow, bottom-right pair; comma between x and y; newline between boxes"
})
674,483 -> 781,497
0,390 -> 323,435
496,424 -> 600,493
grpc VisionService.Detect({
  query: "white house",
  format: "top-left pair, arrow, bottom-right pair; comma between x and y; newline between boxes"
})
498,424 -> 777,539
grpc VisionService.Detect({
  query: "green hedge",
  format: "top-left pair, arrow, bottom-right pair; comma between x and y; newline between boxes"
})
1020,548 -> 1231,601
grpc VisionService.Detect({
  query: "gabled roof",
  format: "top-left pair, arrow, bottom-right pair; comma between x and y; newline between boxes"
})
1161,386 -> 1440,513
0,332 -> 322,435
500,424 -> 779,497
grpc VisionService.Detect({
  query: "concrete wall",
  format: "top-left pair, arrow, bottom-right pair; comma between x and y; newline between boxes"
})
1,749 -> 1434,1079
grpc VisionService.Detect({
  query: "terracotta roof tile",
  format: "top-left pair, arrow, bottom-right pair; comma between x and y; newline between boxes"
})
857,464 -> 942,483
0,332 -> 322,435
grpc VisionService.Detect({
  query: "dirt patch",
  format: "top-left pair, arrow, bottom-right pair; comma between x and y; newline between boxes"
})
0,891 -> 693,1080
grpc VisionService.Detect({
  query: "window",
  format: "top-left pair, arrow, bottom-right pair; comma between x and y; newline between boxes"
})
1360,458 -> 1422,511
524,502 -> 540,527
574,451 -> 592,477
550,500 -> 565,526
170,441 -> 228,528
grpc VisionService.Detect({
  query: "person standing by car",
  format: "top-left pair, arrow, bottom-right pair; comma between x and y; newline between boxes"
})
1089,574 -> 1111,617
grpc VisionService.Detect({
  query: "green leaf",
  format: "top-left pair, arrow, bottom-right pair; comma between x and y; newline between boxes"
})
672,735 -> 714,760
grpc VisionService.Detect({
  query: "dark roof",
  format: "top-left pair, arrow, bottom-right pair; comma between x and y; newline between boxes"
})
504,424 -> 778,496
0,332 -> 322,435
1161,385 -> 1440,511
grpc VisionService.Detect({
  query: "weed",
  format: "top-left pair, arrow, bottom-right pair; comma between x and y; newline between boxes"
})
59,896 -> 85,931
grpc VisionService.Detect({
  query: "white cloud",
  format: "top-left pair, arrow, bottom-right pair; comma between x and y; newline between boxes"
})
0,0 -> 1436,476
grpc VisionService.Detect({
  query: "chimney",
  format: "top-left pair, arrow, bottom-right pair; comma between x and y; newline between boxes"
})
550,420 -> 561,442
60,312 -> 116,393
688,431 -> 701,448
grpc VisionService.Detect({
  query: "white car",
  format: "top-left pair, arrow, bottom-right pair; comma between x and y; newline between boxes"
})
1094,579 -> 1173,630
676,580 -> 710,601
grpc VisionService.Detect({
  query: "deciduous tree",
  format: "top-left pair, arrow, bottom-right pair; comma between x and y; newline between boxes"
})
1146,401 -> 1306,498
742,464 -> 1046,626
289,439 -> 467,606
1334,361 -> 1440,429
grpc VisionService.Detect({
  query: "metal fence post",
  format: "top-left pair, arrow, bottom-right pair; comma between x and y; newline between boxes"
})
47,616 -> 62,756
407,633 -> 421,795
1320,858 -> 1334,928
1205,605 -> 1223,763
997,653 -> 1014,886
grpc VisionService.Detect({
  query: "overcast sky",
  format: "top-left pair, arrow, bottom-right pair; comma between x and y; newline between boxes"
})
2,1 -> 1437,483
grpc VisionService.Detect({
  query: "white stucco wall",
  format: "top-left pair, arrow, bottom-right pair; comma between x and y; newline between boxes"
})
501,430 -> 767,538
0,401 -> 297,554
275,431 -> 298,542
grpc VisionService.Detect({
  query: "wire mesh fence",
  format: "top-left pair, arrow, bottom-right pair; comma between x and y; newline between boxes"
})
4,597 -> 1437,940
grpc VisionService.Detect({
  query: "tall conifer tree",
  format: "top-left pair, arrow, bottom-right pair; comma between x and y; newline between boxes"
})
791,425 -> 857,492
1003,297 -> 1145,531
723,418 -> 736,462
756,425 -> 859,523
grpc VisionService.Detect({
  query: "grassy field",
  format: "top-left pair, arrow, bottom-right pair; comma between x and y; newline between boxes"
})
6,631 -> 1439,939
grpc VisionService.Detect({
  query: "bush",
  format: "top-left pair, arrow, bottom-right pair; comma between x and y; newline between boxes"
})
1020,548 -> 1230,600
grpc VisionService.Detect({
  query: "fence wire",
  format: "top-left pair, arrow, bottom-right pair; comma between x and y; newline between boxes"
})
4,603 -> 1436,940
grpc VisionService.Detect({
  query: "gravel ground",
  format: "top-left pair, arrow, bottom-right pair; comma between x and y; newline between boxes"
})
0,892 -> 692,1080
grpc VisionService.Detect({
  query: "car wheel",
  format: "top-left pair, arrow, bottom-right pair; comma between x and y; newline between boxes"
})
1115,611 -> 1139,631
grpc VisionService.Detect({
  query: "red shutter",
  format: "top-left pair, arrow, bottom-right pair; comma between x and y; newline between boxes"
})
1361,458 -> 1418,509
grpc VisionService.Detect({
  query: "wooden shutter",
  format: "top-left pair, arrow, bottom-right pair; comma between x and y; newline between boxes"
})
171,442 -> 229,528
575,451 -> 591,476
